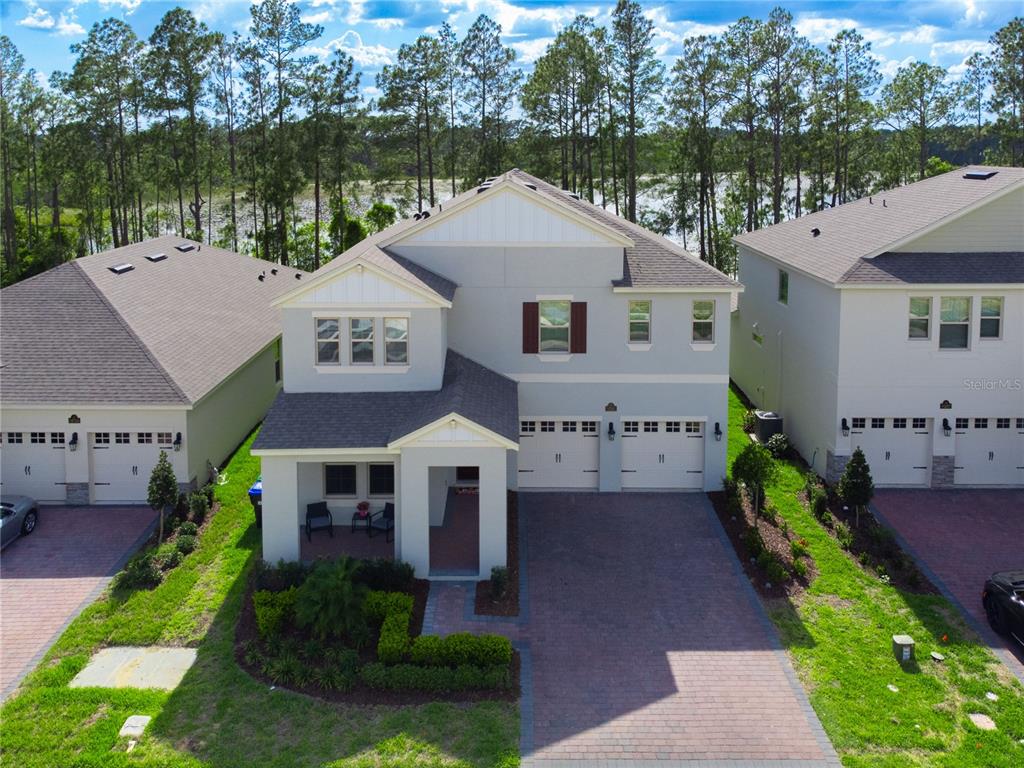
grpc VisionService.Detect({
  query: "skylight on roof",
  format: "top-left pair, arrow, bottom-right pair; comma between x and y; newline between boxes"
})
145,253 -> 168,262
108,263 -> 134,275
963,170 -> 997,180
175,243 -> 196,252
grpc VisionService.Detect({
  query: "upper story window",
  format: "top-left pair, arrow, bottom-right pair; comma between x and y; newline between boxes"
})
628,301 -> 651,343
539,300 -> 571,353
908,297 -> 931,339
316,319 -> 341,364
384,318 -> 409,364
350,318 -> 374,364
692,300 -> 715,343
981,297 -> 1003,339
777,270 -> 789,305
939,297 -> 971,349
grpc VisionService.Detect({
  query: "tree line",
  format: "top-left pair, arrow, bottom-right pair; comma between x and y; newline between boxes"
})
0,0 -> 1021,284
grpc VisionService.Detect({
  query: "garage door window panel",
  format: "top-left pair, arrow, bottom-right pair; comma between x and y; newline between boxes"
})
7,433 -> 22,444
316,318 -> 341,365
325,464 -> 357,497
30,432 -> 45,444
908,297 -> 931,339
138,433 -> 153,444
50,433 -> 65,444
939,297 -> 971,349
95,433 -> 110,445
157,432 -> 172,446
980,297 -> 1002,339
692,300 -> 715,343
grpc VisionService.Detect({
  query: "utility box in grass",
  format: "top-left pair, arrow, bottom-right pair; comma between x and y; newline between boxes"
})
892,634 -> 915,663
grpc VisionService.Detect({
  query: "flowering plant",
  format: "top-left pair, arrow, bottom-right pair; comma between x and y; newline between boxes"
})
356,501 -> 370,518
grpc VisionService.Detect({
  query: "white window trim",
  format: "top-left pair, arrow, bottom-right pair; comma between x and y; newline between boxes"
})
312,312 -> 413,371
627,300 -> 652,345
938,296 -> 972,351
979,296 -> 1003,341
626,342 -> 653,352
538,299 -> 572,356
907,296 -> 932,341
314,316 -> 342,366
691,299 -> 716,345
535,353 -> 573,362
349,317 -> 376,365
383,317 -> 410,366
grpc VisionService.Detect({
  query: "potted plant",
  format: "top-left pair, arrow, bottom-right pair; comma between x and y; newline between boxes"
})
356,501 -> 370,518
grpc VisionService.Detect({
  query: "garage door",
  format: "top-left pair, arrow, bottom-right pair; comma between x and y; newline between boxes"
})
0,431 -> 67,501
517,419 -> 599,489
849,417 -> 932,486
954,417 -> 1024,486
91,431 -> 173,503
621,420 -> 704,489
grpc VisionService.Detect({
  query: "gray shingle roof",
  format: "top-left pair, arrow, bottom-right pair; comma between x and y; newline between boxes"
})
312,243 -> 458,302
841,252 -> 1024,284
1,236 -> 305,405
735,165 -> 1024,284
252,349 -> 518,451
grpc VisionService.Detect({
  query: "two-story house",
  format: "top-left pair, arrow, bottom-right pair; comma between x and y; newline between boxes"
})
731,166 -> 1023,488
254,170 -> 741,577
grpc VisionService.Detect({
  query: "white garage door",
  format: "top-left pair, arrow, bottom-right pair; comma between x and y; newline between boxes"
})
954,417 -> 1024,486
91,431 -> 173,503
621,420 -> 704,490
0,431 -> 67,501
849,417 -> 932,486
517,419 -> 599,489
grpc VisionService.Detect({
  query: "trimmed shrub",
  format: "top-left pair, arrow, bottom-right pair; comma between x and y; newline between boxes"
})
741,409 -> 757,434
176,534 -> 197,554
765,558 -> 789,584
294,557 -> 368,640
790,538 -> 809,560
178,520 -> 198,537
160,550 -> 183,570
354,559 -> 415,592
765,432 -> 789,459
254,559 -> 311,592
742,527 -> 764,556
359,662 -> 511,692
363,590 -> 414,624
792,558 -> 809,579
762,502 -> 779,525
808,486 -> 829,522
377,611 -> 411,664
189,491 -> 209,525
201,483 -> 216,507
115,552 -> 162,590
490,566 -> 509,599
410,632 -> 512,668
835,521 -> 854,550
253,586 -> 297,639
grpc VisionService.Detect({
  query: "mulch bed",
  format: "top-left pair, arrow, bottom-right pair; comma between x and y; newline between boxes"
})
234,570 -> 518,704
474,491 -> 519,617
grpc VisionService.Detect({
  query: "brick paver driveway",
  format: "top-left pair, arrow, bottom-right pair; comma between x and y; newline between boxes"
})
873,489 -> 1024,680
0,506 -> 156,700
522,492 -> 834,765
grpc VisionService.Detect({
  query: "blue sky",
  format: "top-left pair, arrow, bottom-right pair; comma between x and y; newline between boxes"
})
3,0 -> 1019,103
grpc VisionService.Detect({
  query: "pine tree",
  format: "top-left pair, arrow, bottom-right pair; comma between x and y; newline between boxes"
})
838,447 -> 874,528
147,451 -> 179,546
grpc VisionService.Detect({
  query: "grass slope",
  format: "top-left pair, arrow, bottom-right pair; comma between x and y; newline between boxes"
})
0,430 -> 517,768
727,387 -> 1024,767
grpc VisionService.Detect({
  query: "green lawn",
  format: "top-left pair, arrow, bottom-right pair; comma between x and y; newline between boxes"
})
727,386 -> 1024,767
0,430 -> 518,768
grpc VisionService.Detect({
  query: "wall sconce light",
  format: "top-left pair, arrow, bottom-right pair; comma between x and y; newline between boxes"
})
942,418 -> 951,437
173,432 -> 183,452
69,432 -> 79,452
841,418 -> 850,437
714,422 -> 723,441
607,422 -> 616,441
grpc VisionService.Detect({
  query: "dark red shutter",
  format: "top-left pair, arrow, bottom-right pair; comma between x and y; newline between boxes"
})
522,302 -> 539,353
570,302 -> 587,353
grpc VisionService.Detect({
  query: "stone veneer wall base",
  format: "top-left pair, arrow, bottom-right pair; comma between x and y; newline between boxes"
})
65,482 -> 90,506
931,456 -> 955,488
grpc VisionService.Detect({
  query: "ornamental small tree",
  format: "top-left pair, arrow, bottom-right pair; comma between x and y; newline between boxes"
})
838,447 -> 874,528
732,442 -> 780,527
147,450 -> 179,546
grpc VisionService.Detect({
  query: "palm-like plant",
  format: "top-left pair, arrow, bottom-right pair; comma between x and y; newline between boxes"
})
294,557 -> 368,640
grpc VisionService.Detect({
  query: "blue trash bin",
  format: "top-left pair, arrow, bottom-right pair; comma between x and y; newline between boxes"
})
248,477 -> 263,529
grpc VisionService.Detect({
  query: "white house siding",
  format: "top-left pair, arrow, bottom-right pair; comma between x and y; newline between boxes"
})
0,406 -> 188,504
730,246 -> 842,478
186,340 -> 283,485
891,188 -> 1024,253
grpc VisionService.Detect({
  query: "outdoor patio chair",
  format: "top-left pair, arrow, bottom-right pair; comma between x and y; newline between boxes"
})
368,502 -> 395,542
305,502 -> 334,542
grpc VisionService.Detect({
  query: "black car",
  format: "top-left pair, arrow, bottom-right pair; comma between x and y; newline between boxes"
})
983,571 -> 1024,646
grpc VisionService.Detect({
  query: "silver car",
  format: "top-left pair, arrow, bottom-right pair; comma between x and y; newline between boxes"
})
0,495 -> 39,549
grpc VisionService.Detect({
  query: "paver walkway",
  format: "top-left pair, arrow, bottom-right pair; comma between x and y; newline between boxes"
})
0,506 -> 156,699
873,488 -> 1024,680
428,492 -> 837,766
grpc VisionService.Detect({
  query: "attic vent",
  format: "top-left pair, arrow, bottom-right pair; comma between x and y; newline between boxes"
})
271,267 -> 278,275
568,192 -> 580,200
524,182 -> 537,190
175,243 -> 196,252
145,253 -> 167,263
477,184 -> 492,194
108,263 -> 134,275
484,176 -> 499,182
258,272 -> 266,282
421,210 -> 430,219
295,273 -> 302,279
413,212 -> 422,220
964,170 -> 997,180
811,227 -> 820,237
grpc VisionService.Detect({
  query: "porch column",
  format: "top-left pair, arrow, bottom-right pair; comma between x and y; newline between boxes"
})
477,447 -> 508,577
398,450 -> 430,576
261,455 -> 300,562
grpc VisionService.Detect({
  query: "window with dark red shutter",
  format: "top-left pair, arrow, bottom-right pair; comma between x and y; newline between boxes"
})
570,302 -> 587,353
522,302 -> 539,353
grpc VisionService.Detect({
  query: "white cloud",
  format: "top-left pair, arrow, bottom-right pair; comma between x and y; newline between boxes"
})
372,18 -> 404,30
302,11 -> 333,25
303,30 -> 395,68
194,0 -> 233,24
930,39 -> 992,60
510,37 -> 553,64
17,7 -> 55,30
795,15 -> 897,48
899,25 -> 940,45
98,0 -> 143,13
55,9 -> 86,37
961,0 -> 988,25
872,53 -> 916,79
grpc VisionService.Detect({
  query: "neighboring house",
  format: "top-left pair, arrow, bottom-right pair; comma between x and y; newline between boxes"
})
253,169 -> 741,577
731,166 -> 1024,488
0,236 -> 304,503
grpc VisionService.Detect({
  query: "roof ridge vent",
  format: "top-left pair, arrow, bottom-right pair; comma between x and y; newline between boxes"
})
175,243 -> 196,252
964,170 -> 997,180
108,263 -> 134,275
145,253 -> 168,263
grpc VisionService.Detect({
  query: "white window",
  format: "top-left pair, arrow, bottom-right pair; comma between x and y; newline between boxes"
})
893,418 -> 907,429
316,318 -> 340,364
384,318 -> 409,364
871,418 -> 885,429
50,433 -> 65,444
778,270 -> 789,305
540,421 -> 555,433
628,300 -> 651,343
562,421 -> 578,432
350,318 -> 374,364
692,300 -> 715,343
851,417 -> 866,430
981,297 -> 1003,339
95,432 -> 110,445
157,432 -> 172,445
115,432 -> 130,444
685,421 -> 701,434
30,432 -> 45,444
581,421 -> 598,433
955,418 -> 969,430
665,421 -> 681,433
996,418 -> 1010,429
623,420 -> 639,433
912,418 -> 927,430
520,421 -> 536,434
6,433 -> 22,444
137,433 -> 153,444
975,418 -> 988,429
939,297 -> 970,349
539,300 -> 571,353
908,297 -> 931,339
643,421 -> 658,433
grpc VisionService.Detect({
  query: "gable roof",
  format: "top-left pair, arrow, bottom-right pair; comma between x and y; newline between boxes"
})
1,236 -> 306,406
735,166 -> 1024,285
305,169 -> 738,292
251,349 -> 518,452
840,251 -> 1024,285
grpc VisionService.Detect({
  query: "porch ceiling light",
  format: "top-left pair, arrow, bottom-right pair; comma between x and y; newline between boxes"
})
841,418 -> 850,437
942,418 -> 951,437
